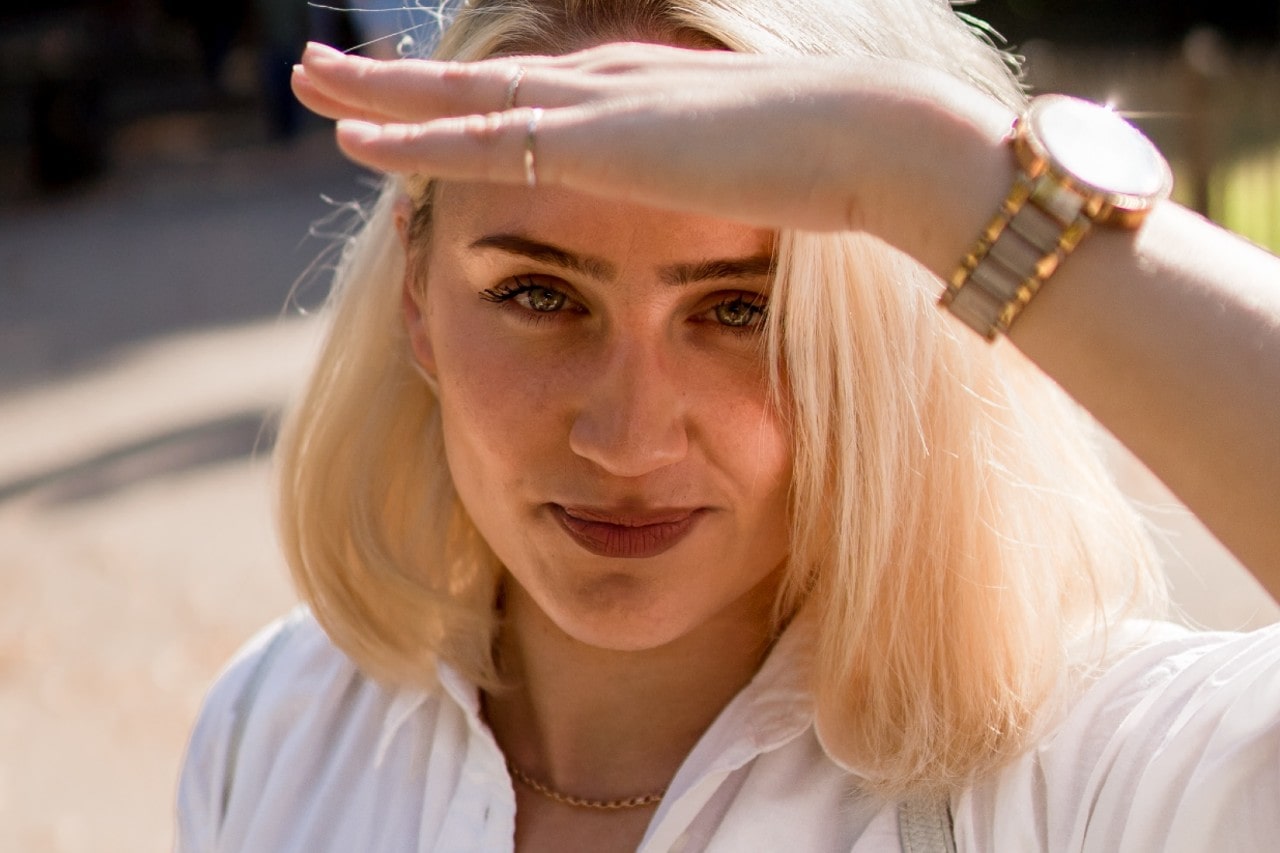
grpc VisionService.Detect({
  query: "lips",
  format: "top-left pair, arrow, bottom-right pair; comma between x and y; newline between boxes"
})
552,505 -> 703,559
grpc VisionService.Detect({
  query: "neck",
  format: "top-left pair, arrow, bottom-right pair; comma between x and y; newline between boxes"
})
484,575 -> 781,803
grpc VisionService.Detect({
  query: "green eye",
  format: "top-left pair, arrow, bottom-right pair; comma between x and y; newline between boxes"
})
714,297 -> 765,328
522,286 -> 566,312
479,276 -> 575,316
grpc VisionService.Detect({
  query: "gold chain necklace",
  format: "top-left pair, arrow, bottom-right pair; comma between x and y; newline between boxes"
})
506,759 -> 665,810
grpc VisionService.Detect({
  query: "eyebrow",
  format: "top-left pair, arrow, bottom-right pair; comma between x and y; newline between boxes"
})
660,256 -> 774,286
468,232 -> 774,286
470,233 -> 615,280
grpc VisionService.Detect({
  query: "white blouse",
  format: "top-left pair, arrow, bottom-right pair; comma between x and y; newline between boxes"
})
175,609 -> 1280,852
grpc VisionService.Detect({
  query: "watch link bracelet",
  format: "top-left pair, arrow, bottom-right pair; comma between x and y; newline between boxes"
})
941,94 -> 1173,341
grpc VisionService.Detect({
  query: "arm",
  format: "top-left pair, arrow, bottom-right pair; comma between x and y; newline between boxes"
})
292,41 -> 1280,595
1008,202 -> 1280,596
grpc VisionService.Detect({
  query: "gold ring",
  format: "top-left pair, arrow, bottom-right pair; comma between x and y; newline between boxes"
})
503,65 -> 527,111
523,107 -> 543,187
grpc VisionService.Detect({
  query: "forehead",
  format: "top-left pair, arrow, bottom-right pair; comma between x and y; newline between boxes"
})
425,182 -> 774,269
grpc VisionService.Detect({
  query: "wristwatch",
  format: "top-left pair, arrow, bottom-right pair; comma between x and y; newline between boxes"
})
941,94 -> 1173,340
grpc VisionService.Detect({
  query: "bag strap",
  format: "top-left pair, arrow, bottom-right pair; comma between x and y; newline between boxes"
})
219,611 -> 305,828
898,794 -> 957,853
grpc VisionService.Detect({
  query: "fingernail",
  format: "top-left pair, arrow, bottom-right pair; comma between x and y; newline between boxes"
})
304,41 -> 342,61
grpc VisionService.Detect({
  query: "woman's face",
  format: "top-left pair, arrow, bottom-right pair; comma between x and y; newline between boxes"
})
404,182 -> 791,651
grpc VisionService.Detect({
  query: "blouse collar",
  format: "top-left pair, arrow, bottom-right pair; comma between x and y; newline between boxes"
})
372,611 -> 846,779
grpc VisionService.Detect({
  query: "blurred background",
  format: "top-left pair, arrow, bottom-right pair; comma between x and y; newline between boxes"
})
0,1 -> 1277,850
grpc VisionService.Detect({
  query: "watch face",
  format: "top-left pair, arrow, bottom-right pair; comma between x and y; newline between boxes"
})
1027,95 -> 1172,205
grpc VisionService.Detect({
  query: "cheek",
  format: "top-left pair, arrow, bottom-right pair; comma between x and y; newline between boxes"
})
698,365 -> 793,556
424,293 -> 576,509
698,353 -> 791,486
751,417 -> 792,502
724,404 -> 792,535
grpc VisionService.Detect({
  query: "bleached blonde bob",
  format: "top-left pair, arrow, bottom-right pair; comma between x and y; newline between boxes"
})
276,0 -> 1166,796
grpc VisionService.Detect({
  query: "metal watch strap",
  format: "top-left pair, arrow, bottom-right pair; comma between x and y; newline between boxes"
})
941,164 -> 1094,341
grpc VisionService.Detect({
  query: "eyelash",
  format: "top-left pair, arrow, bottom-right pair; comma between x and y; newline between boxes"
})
479,277 -> 769,333
480,276 -> 580,318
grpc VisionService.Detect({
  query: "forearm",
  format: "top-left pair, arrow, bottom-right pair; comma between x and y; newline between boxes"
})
1007,204 -> 1280,596
864,87 -> 1280,596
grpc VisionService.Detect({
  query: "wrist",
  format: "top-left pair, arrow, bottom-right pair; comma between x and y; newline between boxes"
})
832,70 -> 1017,276
939,96 -> 1172,340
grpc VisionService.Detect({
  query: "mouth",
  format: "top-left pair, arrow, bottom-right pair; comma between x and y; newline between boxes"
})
551,505 -> 704,559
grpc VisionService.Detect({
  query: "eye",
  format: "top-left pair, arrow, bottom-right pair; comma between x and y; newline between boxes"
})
480,276 -> 578,315
709,294 -> 767,330
517,284 -> 566,312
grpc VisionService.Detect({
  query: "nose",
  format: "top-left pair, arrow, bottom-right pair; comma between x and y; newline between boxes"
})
568,335 -> 689,478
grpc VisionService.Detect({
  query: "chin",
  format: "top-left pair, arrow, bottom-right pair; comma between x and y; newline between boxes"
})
542,573 -> 699,652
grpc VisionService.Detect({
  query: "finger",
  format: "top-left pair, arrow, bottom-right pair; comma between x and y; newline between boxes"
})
334,108 -> 548,186
291,65 -> 400,123
546,40 -> 769,76
333,103 -> 767,221
301,42 -> 534,122
300,41 -> 607,122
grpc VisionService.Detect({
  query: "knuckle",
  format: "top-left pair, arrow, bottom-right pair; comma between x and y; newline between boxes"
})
385,123 -> 421,146
439,61 -> 476,87
460,112 -> 510,147
439,61 -> 513,112
458,111 -> 526,183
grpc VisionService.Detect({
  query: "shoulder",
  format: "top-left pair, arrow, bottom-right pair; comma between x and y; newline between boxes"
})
960,621 -> 1280,851
174,608 -> 340,848
1056,620 -> 1280,763
175,607 -> 442,851
181,606 -> 356,774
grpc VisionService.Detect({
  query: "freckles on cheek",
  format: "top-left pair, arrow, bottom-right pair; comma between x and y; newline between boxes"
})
429,307 -> 569,488
430,290 -> 510,391
437,331 -> 557,423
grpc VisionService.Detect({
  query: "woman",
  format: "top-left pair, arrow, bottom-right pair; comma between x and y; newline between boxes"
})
177,1 -> 1280,850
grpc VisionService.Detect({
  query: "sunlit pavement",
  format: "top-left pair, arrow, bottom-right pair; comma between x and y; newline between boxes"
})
0,127 -> 360,852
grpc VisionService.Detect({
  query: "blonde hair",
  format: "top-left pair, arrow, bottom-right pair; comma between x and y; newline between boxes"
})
276,0 -> 1165,796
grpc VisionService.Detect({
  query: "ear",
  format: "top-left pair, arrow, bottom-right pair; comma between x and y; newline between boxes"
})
395,195 -> 439,388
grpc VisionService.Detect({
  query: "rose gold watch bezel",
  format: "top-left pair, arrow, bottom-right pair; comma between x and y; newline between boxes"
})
1012,95 -> 1172,228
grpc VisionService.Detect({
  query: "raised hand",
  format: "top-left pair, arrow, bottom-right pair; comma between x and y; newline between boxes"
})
291,40 -> 1014,253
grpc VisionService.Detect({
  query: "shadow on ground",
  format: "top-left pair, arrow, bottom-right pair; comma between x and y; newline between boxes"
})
0,408 -> 278,506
